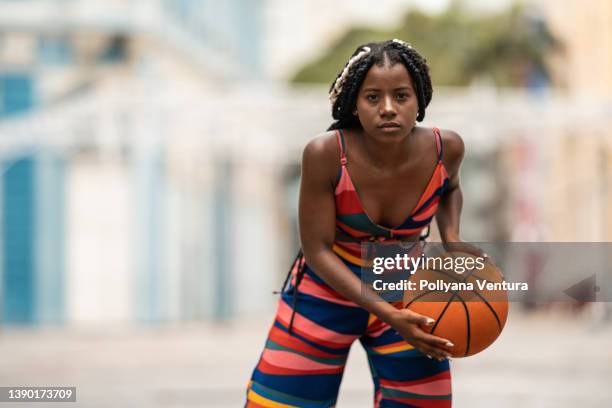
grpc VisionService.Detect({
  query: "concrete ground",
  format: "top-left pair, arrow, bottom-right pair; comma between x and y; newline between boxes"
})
0,306 -> 611,407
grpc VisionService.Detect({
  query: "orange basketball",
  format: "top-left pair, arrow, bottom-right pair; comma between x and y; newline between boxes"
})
403,251 -> 508,358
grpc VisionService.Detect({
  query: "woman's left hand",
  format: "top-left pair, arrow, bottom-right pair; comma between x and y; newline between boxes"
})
441,236 -> 492,264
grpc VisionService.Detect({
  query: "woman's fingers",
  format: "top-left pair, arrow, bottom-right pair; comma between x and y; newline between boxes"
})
411,339 -> 451,360
398,310 -> 453,346
400,308 -> 435,326
415,330 -> 454,349
393,309 -> 453,360
445,241 -> 486,259
400,327 -> 453,359
418,340 -> 453,358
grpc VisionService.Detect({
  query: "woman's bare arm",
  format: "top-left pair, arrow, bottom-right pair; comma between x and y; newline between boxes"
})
436,129 -> 465,243
435,129 -> 488,261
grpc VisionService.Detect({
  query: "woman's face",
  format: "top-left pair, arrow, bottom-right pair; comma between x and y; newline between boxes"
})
355,61 -> 419,141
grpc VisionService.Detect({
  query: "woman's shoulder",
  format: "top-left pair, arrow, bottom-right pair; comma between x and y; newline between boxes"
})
302,130 -> 341,163
437,127 -> 463,147
434,127 -> 465,174
301,130 -> 342,184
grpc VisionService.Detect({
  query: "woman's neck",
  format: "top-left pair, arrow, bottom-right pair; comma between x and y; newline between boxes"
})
358,127 -> 416,170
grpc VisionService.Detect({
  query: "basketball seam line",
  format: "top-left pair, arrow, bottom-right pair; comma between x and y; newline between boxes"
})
426,263 -> 480,355
423,268 -> 504,331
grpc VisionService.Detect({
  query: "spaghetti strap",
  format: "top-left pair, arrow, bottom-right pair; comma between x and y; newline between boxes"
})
336,130 -> 348,165
433,127 -> 443,161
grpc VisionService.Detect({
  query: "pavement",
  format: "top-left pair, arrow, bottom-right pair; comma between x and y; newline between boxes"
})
1,305 -> 611,407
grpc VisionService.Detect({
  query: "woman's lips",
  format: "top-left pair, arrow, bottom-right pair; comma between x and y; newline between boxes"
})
378,122 -> 401,128
378,122 -> 401,131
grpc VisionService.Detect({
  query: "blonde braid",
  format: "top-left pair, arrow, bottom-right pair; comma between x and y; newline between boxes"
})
329,46 -> 371,105
392,38 -> 413,49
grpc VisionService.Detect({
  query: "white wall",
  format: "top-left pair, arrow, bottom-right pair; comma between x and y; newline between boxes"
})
66,155 -> 132,323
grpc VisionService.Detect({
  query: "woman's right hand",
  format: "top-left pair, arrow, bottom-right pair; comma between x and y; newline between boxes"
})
388,308 -> 454,361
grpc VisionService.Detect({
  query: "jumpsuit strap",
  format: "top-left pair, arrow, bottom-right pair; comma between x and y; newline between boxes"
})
433,127 -> 443,162
336,129 -> 348,165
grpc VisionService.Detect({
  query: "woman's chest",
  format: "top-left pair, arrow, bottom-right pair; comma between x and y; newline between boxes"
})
346,158 -> 439,228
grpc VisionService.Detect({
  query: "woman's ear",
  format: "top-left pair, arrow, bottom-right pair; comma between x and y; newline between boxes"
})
352,108 -> 358,116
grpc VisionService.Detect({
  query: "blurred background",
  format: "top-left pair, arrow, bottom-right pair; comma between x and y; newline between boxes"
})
0,0 -> 610,406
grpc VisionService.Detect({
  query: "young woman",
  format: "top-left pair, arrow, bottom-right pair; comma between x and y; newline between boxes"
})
246,39 -> 466,408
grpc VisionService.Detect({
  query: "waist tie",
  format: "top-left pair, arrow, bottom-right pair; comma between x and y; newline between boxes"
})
274,249 -> 305,334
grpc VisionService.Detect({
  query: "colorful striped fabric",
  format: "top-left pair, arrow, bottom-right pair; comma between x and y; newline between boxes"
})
245,127 -> 454,407
246,261 -> 452,407
333,128 -> 449,265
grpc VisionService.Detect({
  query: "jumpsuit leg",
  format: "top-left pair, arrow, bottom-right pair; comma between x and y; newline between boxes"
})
360,312 -> 452,408
246,264 -> 369,407
246,260 -> 453,407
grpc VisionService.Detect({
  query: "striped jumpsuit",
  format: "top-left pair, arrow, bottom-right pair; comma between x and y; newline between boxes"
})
247,128 -> 452,407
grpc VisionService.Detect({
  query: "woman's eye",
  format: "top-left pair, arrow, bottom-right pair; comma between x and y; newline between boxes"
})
396,93 -> 409,100
366,94 -> 378,102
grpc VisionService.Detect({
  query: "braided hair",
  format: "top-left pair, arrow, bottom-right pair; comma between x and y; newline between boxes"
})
327,39 -> 433,131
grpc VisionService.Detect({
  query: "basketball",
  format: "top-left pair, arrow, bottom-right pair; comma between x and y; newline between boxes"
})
403,251 -> 509,357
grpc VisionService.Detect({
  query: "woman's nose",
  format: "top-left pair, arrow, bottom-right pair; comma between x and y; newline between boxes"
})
380,96 -> 396,116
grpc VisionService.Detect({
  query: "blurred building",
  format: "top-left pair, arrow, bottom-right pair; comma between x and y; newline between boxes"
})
539,0 -> 612,95
0,0 -> 269,325
0,0 -> 610,327
536,0 -> 612,240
